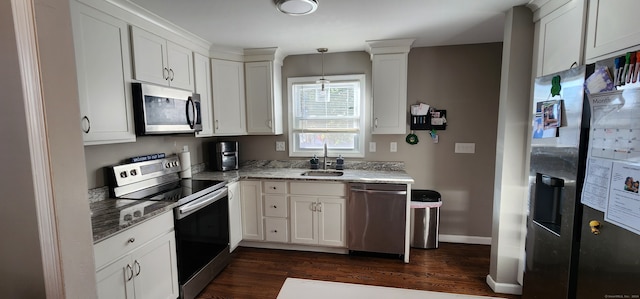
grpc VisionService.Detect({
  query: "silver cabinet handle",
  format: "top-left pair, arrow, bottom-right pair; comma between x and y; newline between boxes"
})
268,119 -> 272,129
311,202 -> 316,211
350,188 -> 407,195
169,68 -> 175,81
317,202 -> 322,212
215,120 -> 219,130
134,260 -> 141,276
163,67 -> 169,80
127,237 -> 135,244
271,205 -> 277,208
81,116 -> 91,133
126,264 -> 134,281
374,118 -> 378,128
271,229 -> 278,233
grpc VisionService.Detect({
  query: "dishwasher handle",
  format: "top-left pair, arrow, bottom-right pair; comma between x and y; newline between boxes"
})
350,188 -> 407,195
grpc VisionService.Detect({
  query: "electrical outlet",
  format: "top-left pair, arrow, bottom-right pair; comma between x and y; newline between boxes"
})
275,141 -> 286,151
390,142 -> 397,152
369,142 -> 376,152
455,143 -> 475,154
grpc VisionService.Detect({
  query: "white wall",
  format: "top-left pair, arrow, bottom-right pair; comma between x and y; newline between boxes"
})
488,6 -> 534,295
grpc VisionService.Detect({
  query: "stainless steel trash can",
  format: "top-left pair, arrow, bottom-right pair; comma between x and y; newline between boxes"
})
410,190 -> 442,249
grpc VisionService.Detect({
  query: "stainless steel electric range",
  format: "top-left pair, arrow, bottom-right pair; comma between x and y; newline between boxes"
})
109,155 -> 230,299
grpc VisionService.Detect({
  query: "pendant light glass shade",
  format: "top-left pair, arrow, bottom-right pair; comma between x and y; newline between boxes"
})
316,48 -> 329,91
275,0 -> 318,16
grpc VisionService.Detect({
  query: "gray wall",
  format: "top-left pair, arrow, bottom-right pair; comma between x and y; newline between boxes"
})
232,43 -> 503,238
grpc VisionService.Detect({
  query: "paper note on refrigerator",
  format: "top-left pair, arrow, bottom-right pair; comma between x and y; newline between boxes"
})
605,161 -> 640,235
582,88 -> 640,235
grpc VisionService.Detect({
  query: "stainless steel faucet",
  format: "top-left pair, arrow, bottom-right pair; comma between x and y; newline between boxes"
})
323,143 -> 328,170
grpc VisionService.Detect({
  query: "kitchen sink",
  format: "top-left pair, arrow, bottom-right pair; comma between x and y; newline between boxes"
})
301,170 -> 344,177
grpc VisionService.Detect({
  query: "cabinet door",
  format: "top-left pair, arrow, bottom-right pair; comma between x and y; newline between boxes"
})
211,59 -> 247,135
131,27 -> 168,86
194,53 -> 214,137
131,232 -> 179,299
317,197 -> 346,247
585,0 -> 640,61
166,41 -> 194,91
372,53 -> 408,134
70,2 -> 135,145
534,0 -> 586,76
290,196 -> 317,245
96,255 -> 134,299
245,61 -> 283,135
240,180 -> 263,240
227,181 -> 243,251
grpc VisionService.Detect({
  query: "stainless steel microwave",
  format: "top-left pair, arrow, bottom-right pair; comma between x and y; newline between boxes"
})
132,83 -> 202,135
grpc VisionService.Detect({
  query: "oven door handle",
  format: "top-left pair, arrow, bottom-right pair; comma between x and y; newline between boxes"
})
176,187 -> 227,220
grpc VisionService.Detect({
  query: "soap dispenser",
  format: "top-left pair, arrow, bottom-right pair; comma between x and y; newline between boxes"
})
310,154 -> 319,169
335,155 -> 344,170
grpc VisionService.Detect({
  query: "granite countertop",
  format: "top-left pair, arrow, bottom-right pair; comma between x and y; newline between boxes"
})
194,160 -> 415,184
90,199 -> 177,243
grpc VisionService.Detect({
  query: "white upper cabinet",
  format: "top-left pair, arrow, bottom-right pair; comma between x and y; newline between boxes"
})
211,58 -> 247,135
131,27 -> 194,91
585,0 -> 640,61
532,0 -> 586,76
194,53 -> 214,137
244,48 -> 284,135
70,1 -> 136,145
367,39 -> 414,135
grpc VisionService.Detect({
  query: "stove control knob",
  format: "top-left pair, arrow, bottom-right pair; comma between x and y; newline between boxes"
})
165,163 -> 171,168
130,169 -> 137,176
120,171 -> 128,178
123,214 -> 132,221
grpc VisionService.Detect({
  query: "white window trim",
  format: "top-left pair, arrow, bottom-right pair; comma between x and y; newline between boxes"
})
287,74 -> 366,158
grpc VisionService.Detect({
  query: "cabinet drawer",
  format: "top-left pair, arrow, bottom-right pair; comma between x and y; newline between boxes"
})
263,181 -> 287,194
264,195 -> 288,218
94,211 -> 173,270
289,182 -> 346,197
264,218 -> 288,243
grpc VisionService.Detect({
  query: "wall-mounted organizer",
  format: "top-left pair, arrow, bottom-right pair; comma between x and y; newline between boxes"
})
410,109 -> 447,130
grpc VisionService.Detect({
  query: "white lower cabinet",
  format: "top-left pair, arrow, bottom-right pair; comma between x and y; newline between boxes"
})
228,181 -> 242,251
240,180 -> 263,240
94,212 -> 178,299
290,196 -> 346,247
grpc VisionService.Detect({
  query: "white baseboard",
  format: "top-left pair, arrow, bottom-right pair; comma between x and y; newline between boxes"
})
485,275 -> 522,295
439,234 -> 492,245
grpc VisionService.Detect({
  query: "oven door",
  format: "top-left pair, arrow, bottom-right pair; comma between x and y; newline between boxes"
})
174,187 -> 229,286
133,83 -> 202,135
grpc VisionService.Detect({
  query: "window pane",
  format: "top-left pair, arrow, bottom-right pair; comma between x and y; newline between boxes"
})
295,133 -> 358,150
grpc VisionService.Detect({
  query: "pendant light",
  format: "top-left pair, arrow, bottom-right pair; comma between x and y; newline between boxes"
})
275,0 -> 318,16
316,48 -> 329,91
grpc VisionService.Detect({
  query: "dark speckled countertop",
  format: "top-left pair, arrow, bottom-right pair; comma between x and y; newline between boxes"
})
90,199 -> 177,243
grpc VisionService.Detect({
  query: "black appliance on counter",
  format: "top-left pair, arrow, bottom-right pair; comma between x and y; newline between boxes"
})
109,155 -> 229,299
210,141 -> 238,171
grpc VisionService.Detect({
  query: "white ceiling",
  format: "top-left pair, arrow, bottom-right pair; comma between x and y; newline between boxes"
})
129,0 -> 531,56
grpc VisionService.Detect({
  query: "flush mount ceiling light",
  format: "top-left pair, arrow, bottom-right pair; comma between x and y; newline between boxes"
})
316,48 -> 329,91
275,0 -> 318,16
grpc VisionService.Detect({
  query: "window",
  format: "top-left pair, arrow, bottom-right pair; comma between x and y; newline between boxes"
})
288,74 -> 366,157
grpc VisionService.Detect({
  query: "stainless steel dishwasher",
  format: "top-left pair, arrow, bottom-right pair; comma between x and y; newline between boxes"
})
348,183 -> 407,257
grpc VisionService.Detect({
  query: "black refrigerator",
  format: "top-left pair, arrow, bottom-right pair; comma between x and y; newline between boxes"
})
523,63 -> 640,298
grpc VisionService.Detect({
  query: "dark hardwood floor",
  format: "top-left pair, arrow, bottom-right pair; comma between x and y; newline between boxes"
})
197,243 -> 522,299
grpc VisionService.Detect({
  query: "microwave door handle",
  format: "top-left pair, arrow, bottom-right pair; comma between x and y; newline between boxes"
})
186,97 -> 196,129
